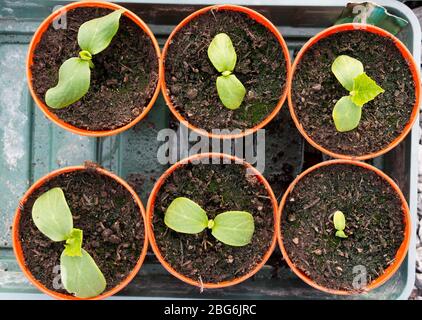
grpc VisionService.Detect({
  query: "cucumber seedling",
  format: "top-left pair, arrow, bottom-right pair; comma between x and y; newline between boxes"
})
331,55 -> 385,132
207,33 -> 246,110
333,210 -> 348,239
32,187 -> 106,298
45,9 -> 124,109
164,197 -> 255,247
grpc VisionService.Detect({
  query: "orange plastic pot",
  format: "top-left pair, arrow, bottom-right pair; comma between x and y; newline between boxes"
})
160,5 -> 291,140
26,1 -> 162,137
146,153 -> 278,289
12,165 -> 149,300
288,23 -> 421,160
277,159 -> 411,295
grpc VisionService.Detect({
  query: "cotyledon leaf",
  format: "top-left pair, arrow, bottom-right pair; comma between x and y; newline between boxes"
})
60,248 -> 106,298
216,74 -> 246,110
207,33 -> 237,73
333,210 -> 346,231
45,57 -> 91,109
164,197 -> 208,234
335,230 -> 348,238
331,55 -> 364,91
78,9 -> 124,55
31,187 -> 73,242
211,211 -> 255,246
332,96 -> 362,132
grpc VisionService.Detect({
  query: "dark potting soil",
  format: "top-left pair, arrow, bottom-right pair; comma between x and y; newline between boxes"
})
164,10 -> 287,132
292,30 -> 415,156
19,169 -> 144,295
281,164 -> 405,291
31,7 -> 159,131
153,162 -> 275,283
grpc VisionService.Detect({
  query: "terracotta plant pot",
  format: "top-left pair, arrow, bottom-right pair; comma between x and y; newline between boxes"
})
27,1 -> 161,137
146,153 -> 278,288
288,23 -> 421,160
161,4 -> 291,140
277,159 -> 411,295
13,165 -> 149,300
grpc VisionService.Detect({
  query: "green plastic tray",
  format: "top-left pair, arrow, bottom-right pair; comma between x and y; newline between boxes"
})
0,0 -> 419,300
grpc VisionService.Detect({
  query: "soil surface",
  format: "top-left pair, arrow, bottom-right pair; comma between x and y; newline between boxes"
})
19,169 -> 144,296
153,161 -> 275,283
292,30 -> 415,156
31,7 -> 158,131
281,164 -> 405,291
164,9 -> 287,132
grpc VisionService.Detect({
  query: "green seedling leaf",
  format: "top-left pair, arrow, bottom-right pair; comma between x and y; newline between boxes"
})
216,74 -> 246,110
32,187 -> 73,242
208,33 -> 237,73
63,228 -> 83,257
208,33 -> 246,110
46,10 -> 123,109
61,248 -> 106,298
207,219 -> 215,229
332,96 -> 362,132
335,230 -> 348,238
79,50 -> 92,61
333,210 -> 348,238
331,55 -> 364,91
211,211 -> 255,247
45,57 -> 91,109
164,197 -> 208,234
78,9 -> 124,55
79,50 -> 94,68
333,210 -> 346,231
350,72 -> 385,107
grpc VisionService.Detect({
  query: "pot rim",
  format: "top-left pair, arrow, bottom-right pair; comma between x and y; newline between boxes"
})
12,165 -> 149,300
146,152 -> 278,288
287,23 -> 421,160
160,4 -> 291,140
26,0 -> 162,137
276,159 -> 411,295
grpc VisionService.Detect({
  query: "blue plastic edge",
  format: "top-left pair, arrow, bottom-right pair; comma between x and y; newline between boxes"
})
0,0 -> 419,300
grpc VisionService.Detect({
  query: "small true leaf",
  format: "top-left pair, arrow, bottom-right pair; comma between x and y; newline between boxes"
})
211,211 -> 255,247
332,96 -> 362,132
60,248 -> 106,298
350,72 -> 385,107
331,55 -> 364,91
79,50 -> 92,61
45,57 -> 91,109
78,9 -> 124,55
208,33 -> 237,73
333,210 -> 346,231
164,197 -> 208,234
216,74 -> 246,110
63,228 -> 83,257
32,187 -> 73,242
